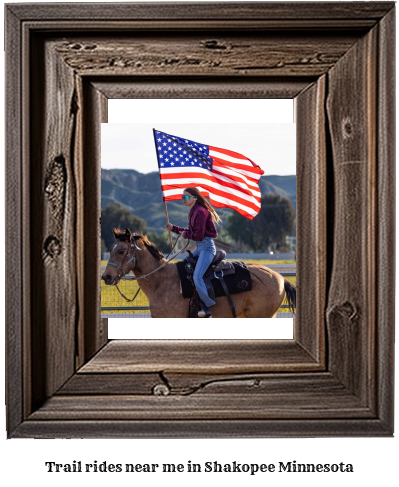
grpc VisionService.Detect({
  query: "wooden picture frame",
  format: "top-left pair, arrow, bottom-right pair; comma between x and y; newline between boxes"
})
5,2 -> 395,438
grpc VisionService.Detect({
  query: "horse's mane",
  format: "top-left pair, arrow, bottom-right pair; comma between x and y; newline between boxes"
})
113,228 -> 164,261
136,233 -> 165,261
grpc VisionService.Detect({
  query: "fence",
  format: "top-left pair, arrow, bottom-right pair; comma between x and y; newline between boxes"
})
101,264 -> 296,318
101,274 -> 151,317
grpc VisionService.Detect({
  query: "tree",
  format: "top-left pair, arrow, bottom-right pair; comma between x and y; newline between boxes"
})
146,231 -> 172,254
226,211 -> 253,249
101,202 -> 147,249
226,194 -> 295,252
253,194 -> 295,251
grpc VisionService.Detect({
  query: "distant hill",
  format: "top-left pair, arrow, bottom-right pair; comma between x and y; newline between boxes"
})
101,169 -> 296,233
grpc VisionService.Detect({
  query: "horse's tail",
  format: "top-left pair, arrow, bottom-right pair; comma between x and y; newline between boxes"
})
284,279 -> 296,314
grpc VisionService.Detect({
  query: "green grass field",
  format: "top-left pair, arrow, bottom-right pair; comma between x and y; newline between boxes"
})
101,259 -> 296,315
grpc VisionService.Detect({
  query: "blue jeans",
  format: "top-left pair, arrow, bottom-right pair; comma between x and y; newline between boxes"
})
190,237 -> 216,308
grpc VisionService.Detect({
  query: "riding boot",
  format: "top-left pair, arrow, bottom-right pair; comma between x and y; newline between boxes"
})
198,301 -> 212,318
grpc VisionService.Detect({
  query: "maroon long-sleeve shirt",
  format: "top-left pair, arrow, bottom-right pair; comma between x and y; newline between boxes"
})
171,203 -> 218,241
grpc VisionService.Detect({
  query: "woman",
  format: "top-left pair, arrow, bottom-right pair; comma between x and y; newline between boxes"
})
166,187 -> 221,318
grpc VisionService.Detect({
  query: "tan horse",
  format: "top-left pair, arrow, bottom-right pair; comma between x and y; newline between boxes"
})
102,228 -> 296,318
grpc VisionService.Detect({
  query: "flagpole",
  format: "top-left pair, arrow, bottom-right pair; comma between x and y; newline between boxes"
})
164,200 -> 173,250
153,128 -> 173,250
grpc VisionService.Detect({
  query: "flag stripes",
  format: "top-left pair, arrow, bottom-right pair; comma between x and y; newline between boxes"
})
160,180 -> 260,214
209,147 -> 262,176
154,129 -> 264,220
159,168 -> 261,199
162,187 -> 259,219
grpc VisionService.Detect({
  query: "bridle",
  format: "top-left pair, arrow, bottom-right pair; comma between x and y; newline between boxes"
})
107,237 -> 142,278
105,234 -> 190,303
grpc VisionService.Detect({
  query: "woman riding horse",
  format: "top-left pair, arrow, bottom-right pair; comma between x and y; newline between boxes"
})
165,187 -> 221,318
102,227 -> 296,319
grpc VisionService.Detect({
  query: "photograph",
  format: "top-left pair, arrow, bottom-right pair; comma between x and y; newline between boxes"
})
101,113 -> 296,338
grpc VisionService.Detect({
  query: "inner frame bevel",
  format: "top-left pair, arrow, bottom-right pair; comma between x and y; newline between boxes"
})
79,77 -> 326,374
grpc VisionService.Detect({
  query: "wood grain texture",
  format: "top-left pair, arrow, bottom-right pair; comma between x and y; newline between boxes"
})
58,372 -> 163,395
79,340 -> 320,374
35,371 -> 375,422
375,7 -> 395,432
29,393 -> 371,421
30,36 -> 79,408
325,26 -> 377,404
5,2 -> 395,438
5,5 -> 24,436
7,2 -> 394,23
92,78 -> 312,100
295,76 -> 326,363
13,418 -> 391,439
81,81 -> 109,362
62,371 -> 354,397
53,34 -> 359,78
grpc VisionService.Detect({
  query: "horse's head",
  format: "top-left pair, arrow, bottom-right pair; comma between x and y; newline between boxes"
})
102,227 -> 142,285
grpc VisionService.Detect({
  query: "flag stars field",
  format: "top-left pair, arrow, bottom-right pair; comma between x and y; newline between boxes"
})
153,129 -> 264,220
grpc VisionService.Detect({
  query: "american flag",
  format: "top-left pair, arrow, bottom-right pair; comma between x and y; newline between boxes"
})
153,129 -> 264,219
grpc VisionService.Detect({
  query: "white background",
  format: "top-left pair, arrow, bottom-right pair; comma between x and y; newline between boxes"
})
1,1 -> 398,486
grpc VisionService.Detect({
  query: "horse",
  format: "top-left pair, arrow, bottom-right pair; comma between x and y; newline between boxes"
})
101,228 -> 296,318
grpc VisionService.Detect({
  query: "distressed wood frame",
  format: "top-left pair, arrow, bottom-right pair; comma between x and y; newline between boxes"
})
5,2 -> 395,438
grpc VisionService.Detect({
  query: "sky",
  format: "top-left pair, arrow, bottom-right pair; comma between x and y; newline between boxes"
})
102,99 -> 296,175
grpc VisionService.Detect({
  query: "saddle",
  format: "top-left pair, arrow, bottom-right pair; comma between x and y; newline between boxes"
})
184,249 -> 237,317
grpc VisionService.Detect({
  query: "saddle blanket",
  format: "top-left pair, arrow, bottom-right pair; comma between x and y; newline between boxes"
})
176,260 -> 252,299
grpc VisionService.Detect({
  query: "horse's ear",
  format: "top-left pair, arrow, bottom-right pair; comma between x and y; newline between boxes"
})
112,228 -> 118,240
125,228 -> 132,242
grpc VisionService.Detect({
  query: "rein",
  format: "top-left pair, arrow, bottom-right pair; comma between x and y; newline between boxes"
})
111,234 -> 190,303
115,284 -> 141,303
127,234 -> 190,281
